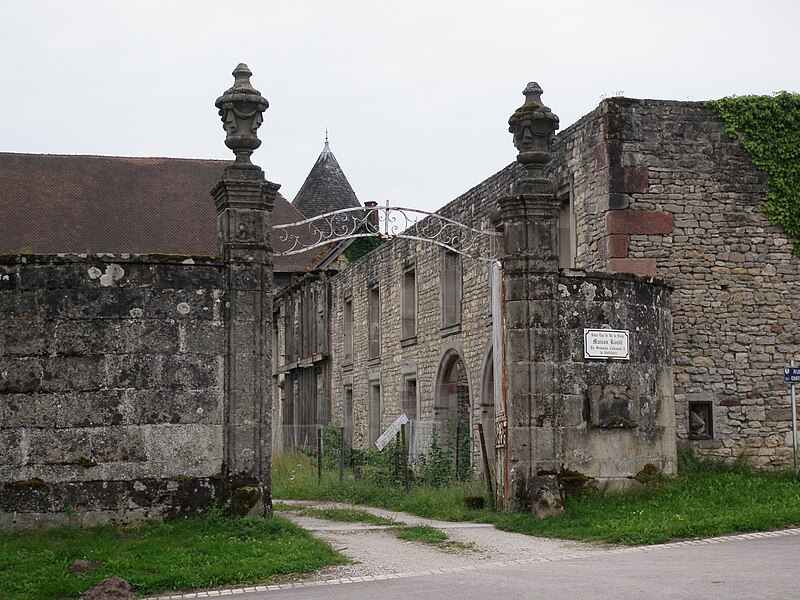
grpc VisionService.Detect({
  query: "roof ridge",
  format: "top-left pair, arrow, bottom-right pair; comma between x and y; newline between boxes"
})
0,151 -> 230,163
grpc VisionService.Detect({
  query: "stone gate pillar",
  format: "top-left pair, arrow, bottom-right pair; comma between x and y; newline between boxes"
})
212,64 -> 280,514
498,83 -> 561,509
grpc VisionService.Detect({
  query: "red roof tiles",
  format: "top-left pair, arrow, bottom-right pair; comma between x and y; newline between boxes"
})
0,152 -> 320,273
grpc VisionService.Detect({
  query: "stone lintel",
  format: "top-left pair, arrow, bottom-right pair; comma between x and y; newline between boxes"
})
607,257 -> 658,276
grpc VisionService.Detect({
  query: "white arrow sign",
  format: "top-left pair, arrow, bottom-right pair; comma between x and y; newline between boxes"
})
375,414 -> 410,450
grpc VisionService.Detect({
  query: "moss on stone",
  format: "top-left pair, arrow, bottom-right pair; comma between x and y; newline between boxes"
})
229,486 -> 263,517
633,463 -> 663,485
12,477 -> 46,487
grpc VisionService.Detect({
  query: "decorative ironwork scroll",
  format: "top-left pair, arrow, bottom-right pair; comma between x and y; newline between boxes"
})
274,201 -> 502,261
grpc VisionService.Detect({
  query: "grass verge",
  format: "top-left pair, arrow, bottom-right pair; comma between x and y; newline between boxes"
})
0,512 -> 347,600
276,500 -> 473,552
274,450 -> 800,546
274,503 -> 397,526
394,525 -> 474,551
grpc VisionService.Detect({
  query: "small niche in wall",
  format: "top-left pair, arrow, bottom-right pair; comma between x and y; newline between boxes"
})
688,401 -> 713,440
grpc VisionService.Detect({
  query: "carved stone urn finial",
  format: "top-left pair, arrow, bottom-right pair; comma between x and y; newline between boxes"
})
215,63 -> 269,165
508,81 -> 559,171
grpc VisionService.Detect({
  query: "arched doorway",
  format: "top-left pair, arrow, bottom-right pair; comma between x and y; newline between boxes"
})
435,351 -> 471,479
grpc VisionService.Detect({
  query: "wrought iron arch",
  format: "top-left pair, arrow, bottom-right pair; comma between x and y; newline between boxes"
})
273,202 -> 502,261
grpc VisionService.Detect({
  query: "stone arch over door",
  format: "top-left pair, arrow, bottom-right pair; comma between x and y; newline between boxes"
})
434,348 -> 472,479
479,348 -> 496,477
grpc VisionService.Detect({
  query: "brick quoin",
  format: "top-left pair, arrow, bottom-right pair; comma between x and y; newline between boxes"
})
600,234 -> 629,259
607,258 -> 658,276
592,144 -> 607,171
622,167 -> 649,193
606,210 -> 674,235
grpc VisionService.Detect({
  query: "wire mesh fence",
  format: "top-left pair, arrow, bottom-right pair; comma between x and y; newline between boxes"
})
275,419 -> 490,488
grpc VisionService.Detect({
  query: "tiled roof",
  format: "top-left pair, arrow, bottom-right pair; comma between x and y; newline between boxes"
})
292,141 -> 362,218
0,152 -> 320,273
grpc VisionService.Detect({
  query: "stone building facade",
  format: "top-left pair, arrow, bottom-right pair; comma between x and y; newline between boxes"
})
275,86 -> 680,506
275,89 -> 799,491
547,98 -> 800,466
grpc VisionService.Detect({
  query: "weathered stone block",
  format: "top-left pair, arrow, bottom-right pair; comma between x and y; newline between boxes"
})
600,234 -> 629,259
42,355 -> 105,392
1,319 -> 53,355
27,428 -> 92,465
143,424 -> 223,464
125,389 -> 222,425
0,357 -> 42,393
606,210 -> 674,235
53,320 -> 126,355
106,355 -> 160,390
607,258 -> 658,276
525,475 -> 564,519
181,322 -> 225,354
123,320 -> 180,354
58,391 -> 126,428
162,355 -> 220,390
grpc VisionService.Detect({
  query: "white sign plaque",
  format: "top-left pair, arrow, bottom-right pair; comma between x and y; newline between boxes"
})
584,329 -> 630,360
375,413 -> 410,450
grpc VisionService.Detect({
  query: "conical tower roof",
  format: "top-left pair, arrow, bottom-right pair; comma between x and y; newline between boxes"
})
292,136 -> 361,218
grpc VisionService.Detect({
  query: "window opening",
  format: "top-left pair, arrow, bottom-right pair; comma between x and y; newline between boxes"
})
441,250 -> 462,330
401,267 -> 417,341
401,374 -> 419,421
368,286 -> 381,359
343,298 -> 353,364
368,380 -> 382,446
689,401 -> 713,439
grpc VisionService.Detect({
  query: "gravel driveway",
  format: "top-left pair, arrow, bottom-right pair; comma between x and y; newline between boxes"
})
277,499 -> 607,581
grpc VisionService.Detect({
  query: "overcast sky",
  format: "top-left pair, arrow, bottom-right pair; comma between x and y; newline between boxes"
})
2,1 -> 797,213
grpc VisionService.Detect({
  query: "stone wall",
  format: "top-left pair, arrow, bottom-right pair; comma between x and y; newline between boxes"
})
554,272 -> 674,479
549,99 -> 800,466
0,253 -> 226,527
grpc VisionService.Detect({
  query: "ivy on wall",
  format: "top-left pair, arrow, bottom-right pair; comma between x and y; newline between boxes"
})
706,92 -> 800,254
343,236 -> 384,263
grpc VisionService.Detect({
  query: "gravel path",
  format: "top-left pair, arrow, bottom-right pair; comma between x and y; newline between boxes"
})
276,499 -> 608,582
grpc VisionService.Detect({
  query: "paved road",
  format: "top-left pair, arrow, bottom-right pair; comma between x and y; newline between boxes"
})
151,528 -> 800,599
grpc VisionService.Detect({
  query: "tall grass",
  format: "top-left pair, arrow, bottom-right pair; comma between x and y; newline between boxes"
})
274,449 -> 800,545
274,450 -> 490,521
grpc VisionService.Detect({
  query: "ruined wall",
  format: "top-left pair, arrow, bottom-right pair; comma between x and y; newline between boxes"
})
550,100 -> 800,466
0,253 -> 225,527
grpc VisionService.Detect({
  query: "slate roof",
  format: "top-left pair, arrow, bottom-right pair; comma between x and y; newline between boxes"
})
292,140 -> 362,218
0,152 -> 321,273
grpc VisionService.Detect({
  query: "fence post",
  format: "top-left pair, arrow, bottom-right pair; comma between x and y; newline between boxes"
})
478,423 -> 495,510
317,427 -> 322,485
401,423 -> 409,489
339,426 -> 345,485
